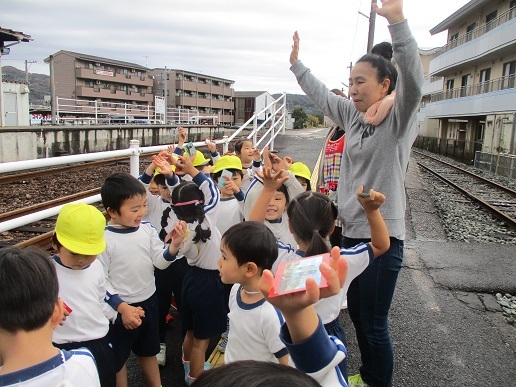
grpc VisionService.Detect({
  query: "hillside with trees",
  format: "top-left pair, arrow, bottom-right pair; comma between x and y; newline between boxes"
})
2,66 -> 50,105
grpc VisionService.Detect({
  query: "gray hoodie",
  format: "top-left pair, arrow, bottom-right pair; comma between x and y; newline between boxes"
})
291,20 -> 423,240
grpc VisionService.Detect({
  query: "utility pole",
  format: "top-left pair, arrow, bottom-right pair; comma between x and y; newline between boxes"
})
49,55 -> 57,125
163,66 -> 168,124
25,60 -> 36,83
367,0 -> 378,53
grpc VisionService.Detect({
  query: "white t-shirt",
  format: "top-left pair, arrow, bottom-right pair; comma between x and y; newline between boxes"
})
225,284 -> 288,364
0,349 -> 100,387
53,258 -> 116,344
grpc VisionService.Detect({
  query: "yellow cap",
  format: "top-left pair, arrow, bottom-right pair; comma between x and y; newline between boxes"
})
193,151 -> 210,167
55,203 -> 106,255
289,162 -> 311,181
212,155 -> 243,174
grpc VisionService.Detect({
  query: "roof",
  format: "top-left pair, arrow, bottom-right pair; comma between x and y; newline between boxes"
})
430,0 -> 492,35
43,50 -> 148,71
234,91 -> 270,98
0,27 -> 32,44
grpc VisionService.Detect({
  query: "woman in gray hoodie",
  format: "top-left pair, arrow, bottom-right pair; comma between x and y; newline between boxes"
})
289,1 -> 423,386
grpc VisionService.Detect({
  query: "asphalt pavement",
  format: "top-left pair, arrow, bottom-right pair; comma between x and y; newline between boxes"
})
128,128 -> 516,386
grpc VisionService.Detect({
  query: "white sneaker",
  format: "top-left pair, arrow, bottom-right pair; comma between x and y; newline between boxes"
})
157,343 -> 166,366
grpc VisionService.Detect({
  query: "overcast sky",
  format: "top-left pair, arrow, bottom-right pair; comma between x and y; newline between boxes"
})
3,0 -> 470,94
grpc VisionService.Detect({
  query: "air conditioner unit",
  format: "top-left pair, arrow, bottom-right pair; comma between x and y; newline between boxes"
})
96,80 -> 101,85
131,69 -> 136,73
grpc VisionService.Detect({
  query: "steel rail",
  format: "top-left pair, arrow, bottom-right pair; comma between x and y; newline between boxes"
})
417,162 -> 516,231
412,149 -> 516,197
0,188 -> 101,223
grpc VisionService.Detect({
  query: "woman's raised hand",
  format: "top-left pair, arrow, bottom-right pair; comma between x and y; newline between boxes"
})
373,0 -> 405,25
290,31 -> 300,65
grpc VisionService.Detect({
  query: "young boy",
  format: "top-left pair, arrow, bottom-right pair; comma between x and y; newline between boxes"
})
0,246 -> 101,386
217,221 -> 289,365
197,244 -> 350,386
211,155 -> 245,236
98,172 -> 179,387
52,202 -> 117,387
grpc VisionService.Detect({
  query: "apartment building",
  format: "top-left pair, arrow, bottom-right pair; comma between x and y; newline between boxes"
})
150,68 -> 234,125
234,91 -> 274,125
44,51 -> 154,118
417,47 -> 442,137
422,0 -> 516,155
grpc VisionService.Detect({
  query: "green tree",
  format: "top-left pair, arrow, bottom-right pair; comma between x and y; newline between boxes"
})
291,107 -> 307,129
306,115 -> 320,128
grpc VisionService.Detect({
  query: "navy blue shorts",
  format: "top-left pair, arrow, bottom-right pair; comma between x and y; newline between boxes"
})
108,293 -> 160,372
54,335 -> 115,387
181,266 -> 227,339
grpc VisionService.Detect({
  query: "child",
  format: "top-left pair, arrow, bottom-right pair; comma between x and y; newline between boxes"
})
244,148 -> 304,249
289,162 -> 312,191
211,155 -> 245,236
51,203 -> 117,387
0,246 -> 101,386
194,244 -> 350,386
139,158 -> 189,367
98,172 -> 180,387
154,154 -> 226,385
217,221 -> 289,365
234,138 -> 262,193
249,166 -> 390,381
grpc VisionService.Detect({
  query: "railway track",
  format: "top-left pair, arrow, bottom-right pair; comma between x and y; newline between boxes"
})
413,149 -> 516,237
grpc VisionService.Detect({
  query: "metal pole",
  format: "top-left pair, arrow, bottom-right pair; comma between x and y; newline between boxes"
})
164,66 -> 168,124
253,112 -> 258,146
282,93 -> 287,134
50,55 -> 57,125
367,0 -> 377,53
0,54 -> 4,127
129,140 -> 140,177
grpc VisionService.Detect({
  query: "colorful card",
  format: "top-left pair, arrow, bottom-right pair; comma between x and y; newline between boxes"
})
218,169 -> 233,187
184,142 -> 196,157
269,253 -> 330,297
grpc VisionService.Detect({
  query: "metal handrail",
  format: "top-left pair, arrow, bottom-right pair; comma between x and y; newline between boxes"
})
430,74 -> 516,102
434,6 -> 516,56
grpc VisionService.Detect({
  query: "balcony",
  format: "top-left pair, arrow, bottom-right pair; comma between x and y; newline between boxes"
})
429,7 -> 516,76
422,76 -> 443,96
175,79 -> 233,96
75,68 -> 153,87
424,74 -> 516,118
76,86 -> 153,102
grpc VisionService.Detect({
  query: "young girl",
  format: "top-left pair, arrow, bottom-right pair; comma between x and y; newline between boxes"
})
154,154 -> 226,386
244,149 -> 303,249
248,166 -> 390,382
234,138 -> 261,193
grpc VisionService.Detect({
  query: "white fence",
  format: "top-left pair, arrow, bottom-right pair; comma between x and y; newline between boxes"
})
0,93 -> 287,233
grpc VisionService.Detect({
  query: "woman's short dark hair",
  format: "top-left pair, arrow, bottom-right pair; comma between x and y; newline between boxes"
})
222,222 -> 278,270
193,360 -> 321,387
171,181 -> 211,243
287,191 -> 338,257
0,247 -> 59,333
357,42 -> 398,94
101,172 -> 146,214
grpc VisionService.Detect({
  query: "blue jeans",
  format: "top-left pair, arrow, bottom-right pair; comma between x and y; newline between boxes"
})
343,237 -> 403,387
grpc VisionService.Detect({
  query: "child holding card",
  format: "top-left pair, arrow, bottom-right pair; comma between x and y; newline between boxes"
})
217,221 -> 290,366
248,166 -> 390,382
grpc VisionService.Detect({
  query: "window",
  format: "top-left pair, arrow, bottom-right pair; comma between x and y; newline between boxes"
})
446,79 -> 454,98
449,33 -> 459,48
466,22 -> 476,42
511,1 -> 516,19
485,10 -> 497,32
479,68 -> 491,93
502,60 -> 516,89
460,74 -> 470,97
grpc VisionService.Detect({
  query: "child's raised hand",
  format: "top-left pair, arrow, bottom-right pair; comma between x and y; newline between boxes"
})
251,148 -> 262,163
177,127 -> 187,146
205,138 -> 217,153
357,186 -> 386,213
170,220 -> 188,249
259,246 -> 348,315
222,178 -> 241,195
152,155 -> 174,177
256,166 -> 289,192
173,155 -> 197,177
